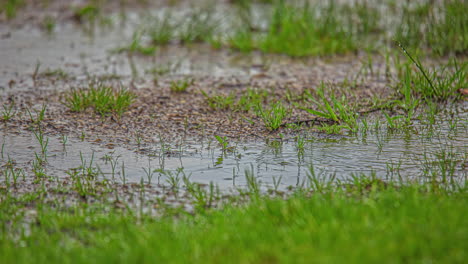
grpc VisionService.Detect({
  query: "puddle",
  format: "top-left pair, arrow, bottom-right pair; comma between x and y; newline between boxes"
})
2,110 -> 466,191
1,2 -> 466,192
0,9 -> 279,91
0,29 -> 242,88
0,4 -> 376,93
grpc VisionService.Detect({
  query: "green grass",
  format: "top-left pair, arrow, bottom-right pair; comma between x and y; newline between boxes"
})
397,44 -> 467,102
255,101 -> 289,131
296,82 -> 358,133
395,0 -> 468,55
73,4 -> 100,23
178,7 -> 218,44
201,90 -> 236,110
114,33 -> 156,55
1,102 -> 16,122
41,16 -> 56,34
64,83 -> 136,117
121,1 -> 465,57
0,0 -> 24,19
146,11 -> 176,45
235,88 -> 268,112
130,7 -> 218,48
170,78 -> 193,93
0,184 -> 466,263
214,135 -> 230,151
229,2 -> 358,56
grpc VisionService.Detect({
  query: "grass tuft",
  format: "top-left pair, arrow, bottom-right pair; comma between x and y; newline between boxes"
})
170,78 -> 193,93
397,43 -> 467,102
64,82 -> 135,117
229,2 -> 358,56
395,0 -> 468,55
255,101 -> 289,131
297,82 -> 358,133
201,91 -> 236,110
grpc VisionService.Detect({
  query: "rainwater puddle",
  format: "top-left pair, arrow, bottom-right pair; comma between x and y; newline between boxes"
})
2,114 -> 466,191
0,10 -> 271,91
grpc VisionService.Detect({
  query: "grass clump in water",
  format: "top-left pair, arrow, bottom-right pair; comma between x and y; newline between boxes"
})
146,11 -> 177,45
395,0 -> 468,56
178,7 -> 219,44
0,0 -> 24,20
114,33 -> 156,55
1,102 -> 16,122
397,43 -> 467,102
228,1 -> 372,56
130,7 -> 218,49
64,83 -> 135,117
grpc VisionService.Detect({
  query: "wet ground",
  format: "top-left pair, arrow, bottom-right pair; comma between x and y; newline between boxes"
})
1,1 -> 467,201
1,109 -> 466,189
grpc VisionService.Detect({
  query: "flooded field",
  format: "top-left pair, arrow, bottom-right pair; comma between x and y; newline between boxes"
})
2,2 -> 466,192
0,1 -> 467,262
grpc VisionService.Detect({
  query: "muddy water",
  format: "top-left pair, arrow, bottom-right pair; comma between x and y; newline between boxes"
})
0,13 -> 270,91
2,111 -> 466,190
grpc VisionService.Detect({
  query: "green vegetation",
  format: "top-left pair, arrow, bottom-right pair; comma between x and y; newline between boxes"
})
178,7 -> 218,44
395,0 -> 468,55
41,15 -> 56,34
64,83 -> 135,117
170,78 -> 193,93
114,33 -> 156,55
229,2 -> 359,56
397,43 -> 467,102
26,103 -> 47,125
255,101 -> 289,131
146,11 -> 176,45
121,7 -> 218,50
201,90 -> 236,110
122,0 -> 466,57
1,1 -> 467,263
73,4 -> 100,23
0,178 -> 466,263
1,102 -> 16,122
297,83 -> 358,133
235,88 -> 268,112
0,0 -> 24,19
214,135 -> 230,151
